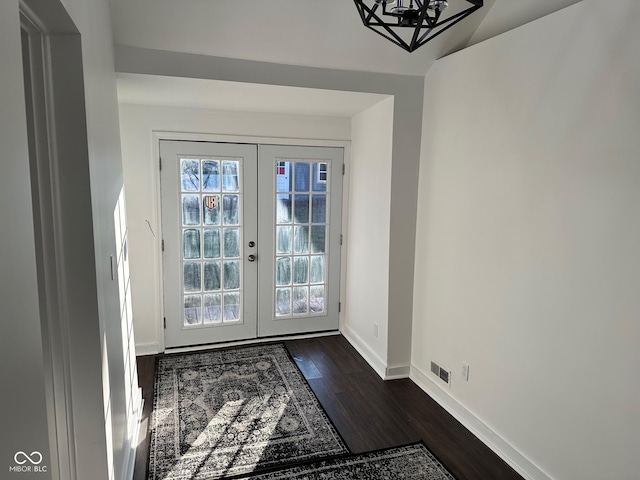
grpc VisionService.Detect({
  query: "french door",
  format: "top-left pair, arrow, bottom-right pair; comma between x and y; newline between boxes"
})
160,140 -> 343,348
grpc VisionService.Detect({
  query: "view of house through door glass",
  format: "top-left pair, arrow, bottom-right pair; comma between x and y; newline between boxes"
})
160,141 -> 343,348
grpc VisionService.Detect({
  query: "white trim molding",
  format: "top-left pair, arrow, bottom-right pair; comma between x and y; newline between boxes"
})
165,331 -> 340,356
410,365 -> 553,480
341,324 -> 386,379
121,394 -> 144,480
385,364 -> 410,379
135,342 -> 161,356
341,324 -> 410,380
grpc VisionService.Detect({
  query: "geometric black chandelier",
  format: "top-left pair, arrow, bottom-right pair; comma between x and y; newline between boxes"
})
353,0 -> 483,53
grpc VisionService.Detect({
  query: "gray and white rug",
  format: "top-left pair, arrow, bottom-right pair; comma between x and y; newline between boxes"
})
148,343 -> 348,480
240,442 -> 456,479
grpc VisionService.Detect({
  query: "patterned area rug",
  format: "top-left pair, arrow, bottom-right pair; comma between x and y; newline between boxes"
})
148,344 -> 348,480
240,443 -> 456,479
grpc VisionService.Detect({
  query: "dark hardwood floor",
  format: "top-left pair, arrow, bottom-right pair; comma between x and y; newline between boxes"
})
134,335 -> 523,480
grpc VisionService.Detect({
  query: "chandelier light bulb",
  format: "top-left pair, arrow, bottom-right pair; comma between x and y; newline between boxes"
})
391,0 -> 412,14
428,0 -> 448,11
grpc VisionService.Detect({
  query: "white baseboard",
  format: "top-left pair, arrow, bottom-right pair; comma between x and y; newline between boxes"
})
410,365 -> 553,480
385,364 -> 410,379
121,392 -> 144,480
164,331 -> 340,355
341,324 -> 409,380
135,342 -> 160,356
341,324 -> 387,379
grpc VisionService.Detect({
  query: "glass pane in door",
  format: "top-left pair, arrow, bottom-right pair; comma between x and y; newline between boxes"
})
274,160 -> 330,317
179,157 -> 244,326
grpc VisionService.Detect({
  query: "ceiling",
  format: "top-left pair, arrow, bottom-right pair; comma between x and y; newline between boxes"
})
112,0 -> 582,116
116,74 -> 390,117
109,0 -> 582,77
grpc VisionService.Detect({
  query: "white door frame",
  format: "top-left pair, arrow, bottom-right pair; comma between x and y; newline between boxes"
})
19,1 -> 116,478
151,131 -> 351,352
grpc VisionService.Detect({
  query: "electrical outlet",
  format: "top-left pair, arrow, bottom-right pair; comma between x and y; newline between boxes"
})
462,362 -> 470,381
373,323 -> 378,338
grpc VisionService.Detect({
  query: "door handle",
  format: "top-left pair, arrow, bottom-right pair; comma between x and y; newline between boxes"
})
247,254 -> 257,262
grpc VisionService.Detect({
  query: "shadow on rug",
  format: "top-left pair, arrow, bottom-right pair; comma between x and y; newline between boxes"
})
148,343 -> 348,480
238,442 -> 456,479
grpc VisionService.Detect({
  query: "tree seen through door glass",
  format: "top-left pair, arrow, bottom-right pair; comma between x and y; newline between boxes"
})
203,229 -> 220,258
223,228 -> 240,258
276,226 -> 292,254
294,226 -> 309,254
311,195 -> 327,223
310,226 -> 326,254
294,195 -> 309,223
222,195 -> 239,225
181,158 -> 200,191
223,292 -> 240,321
276,288 -> 292,316
183,229 -> 200,259
182,195 -> 200,226
293,287 -> 308,314
222,161 -> 239,192
310,256 -> 324,283
223,260 -> 240,290
183,262 -> 201,292
276,257 -> 291,286
183,295 -> 201,325
277,194 -> 291,223
202,160 -> 220,192
293,256 -> 309,284
203,261 -> 221,291
203,293 -> 221,324
310,286 -> 325,313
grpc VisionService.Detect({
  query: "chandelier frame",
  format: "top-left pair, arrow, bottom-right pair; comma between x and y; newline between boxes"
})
353,0 -> 484,53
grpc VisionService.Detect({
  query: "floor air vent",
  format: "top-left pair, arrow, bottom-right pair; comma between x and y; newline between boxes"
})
430,361 -> 451,387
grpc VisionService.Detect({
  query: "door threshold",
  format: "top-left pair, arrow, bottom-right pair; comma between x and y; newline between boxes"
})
164,330 -> 340,355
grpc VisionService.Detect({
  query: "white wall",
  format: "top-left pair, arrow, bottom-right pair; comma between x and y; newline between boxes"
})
0,1 -> 138,479
412,1 -> 640,479
343,98 -> 395,376
118,103 -> 351,353
61,2 -> 140,479
0,2 -> 52,477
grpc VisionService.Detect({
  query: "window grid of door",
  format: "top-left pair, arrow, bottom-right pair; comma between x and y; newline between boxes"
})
180,156 -> 244,326
274,159 -> 330,317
